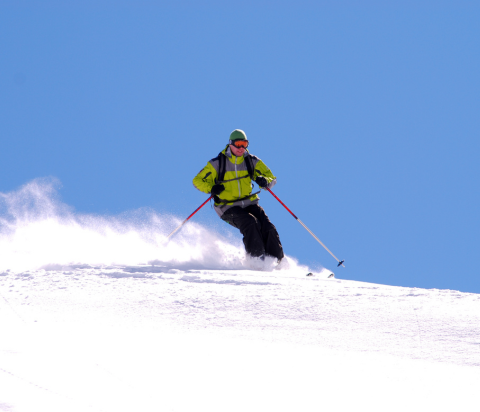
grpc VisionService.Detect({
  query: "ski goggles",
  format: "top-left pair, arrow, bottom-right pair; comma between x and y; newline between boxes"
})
231,140 -> 249,149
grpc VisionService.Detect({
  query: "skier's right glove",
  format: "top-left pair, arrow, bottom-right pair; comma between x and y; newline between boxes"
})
211,184 -> 225,196
255,176 -> 268,188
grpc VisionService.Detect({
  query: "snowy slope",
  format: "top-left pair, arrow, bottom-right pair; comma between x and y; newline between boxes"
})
2,265 -> 480,412
1,180 -> 480,411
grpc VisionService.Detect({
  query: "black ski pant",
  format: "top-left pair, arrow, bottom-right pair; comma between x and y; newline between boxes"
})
221,204 -> 284,260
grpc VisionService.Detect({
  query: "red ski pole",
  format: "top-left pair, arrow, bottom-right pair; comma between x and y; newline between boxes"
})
166,196 -> 212,239
266,187 -> 345,267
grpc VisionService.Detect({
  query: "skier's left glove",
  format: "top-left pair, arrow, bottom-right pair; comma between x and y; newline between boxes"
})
255,176 -> 268,188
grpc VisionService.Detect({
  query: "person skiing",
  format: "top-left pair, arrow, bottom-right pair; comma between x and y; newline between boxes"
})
193,129 -> 284,263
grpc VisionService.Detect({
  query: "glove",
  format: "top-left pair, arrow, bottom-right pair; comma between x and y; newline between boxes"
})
211,184 -> 225,196
255,176 -> 268,188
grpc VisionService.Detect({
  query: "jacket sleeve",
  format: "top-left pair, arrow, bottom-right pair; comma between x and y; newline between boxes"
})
193,162 -> 218,194
253,159 -> 277,189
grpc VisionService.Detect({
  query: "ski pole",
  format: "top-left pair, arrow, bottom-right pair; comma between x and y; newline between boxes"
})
266,187 -> 345,267
166,196 -> 212,239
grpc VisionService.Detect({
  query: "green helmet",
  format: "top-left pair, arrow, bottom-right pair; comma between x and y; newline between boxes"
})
229,129 -> 247,144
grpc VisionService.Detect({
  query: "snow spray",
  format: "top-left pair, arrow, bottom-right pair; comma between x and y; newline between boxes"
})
0,178 -> 310,273
0,178 -> 247,272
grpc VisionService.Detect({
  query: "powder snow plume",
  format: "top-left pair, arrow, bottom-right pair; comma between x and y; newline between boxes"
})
0,178 -> 309,273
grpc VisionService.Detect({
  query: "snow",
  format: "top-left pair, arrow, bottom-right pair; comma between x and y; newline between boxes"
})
1,180 -> 480,411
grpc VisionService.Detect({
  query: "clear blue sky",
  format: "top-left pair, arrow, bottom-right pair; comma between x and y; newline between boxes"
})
1,2 -> 479,293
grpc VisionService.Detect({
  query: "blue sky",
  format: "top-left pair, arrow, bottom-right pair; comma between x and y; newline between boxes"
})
1,2 -> 479,293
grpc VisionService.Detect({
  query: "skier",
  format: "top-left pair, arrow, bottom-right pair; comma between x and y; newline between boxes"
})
193,129 -> 284,263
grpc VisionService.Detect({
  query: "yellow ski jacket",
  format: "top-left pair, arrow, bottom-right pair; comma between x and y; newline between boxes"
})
193,145 -> 277,216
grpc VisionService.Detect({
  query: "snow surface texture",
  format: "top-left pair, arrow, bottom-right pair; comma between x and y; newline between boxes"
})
1,179 -> 479,412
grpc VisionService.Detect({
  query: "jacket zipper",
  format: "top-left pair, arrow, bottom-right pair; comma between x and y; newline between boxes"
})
234,157 -> 244,206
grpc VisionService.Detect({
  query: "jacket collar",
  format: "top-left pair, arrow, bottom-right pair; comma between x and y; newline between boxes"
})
224,145 -> 249,159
